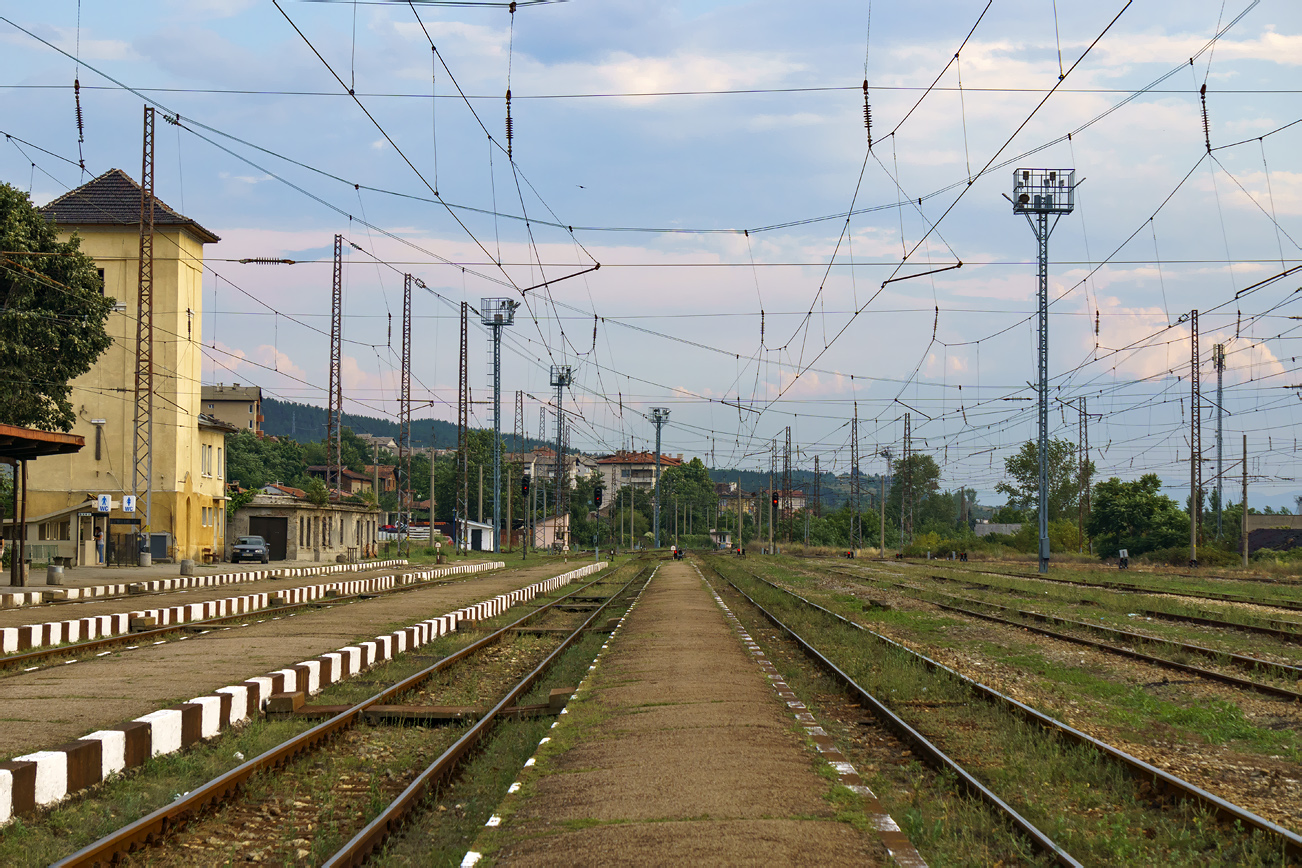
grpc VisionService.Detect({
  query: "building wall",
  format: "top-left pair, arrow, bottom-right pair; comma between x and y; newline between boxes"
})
231,497 -> 379,561
24,225 -> 225,560
203,397 -> 261,433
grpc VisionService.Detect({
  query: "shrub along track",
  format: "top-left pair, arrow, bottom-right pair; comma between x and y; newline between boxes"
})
706,555 -> 1302,867
50,560 -> 651,868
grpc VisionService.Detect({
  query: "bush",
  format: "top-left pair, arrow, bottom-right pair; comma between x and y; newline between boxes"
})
1140,545 -> 1240,567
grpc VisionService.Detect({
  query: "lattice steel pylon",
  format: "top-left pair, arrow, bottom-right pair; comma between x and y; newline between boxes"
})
326,235 -> 344,498
482,298 -> 518,554
399,274 -> 413,550
1078,398 -> 1089,552
1215,343 -> 1226,537
1191,308 -> 1201,565
551,365 -> 573,548
849,411 -> 861,550
650,407 -> 670,548
514,390 -> 524,455
902,412 -> 912,546
1012,167 -> 1076,573
132,105 -> 155,537
456,302 -> 469,549
812,455 -> 821,518
782,426 -> 792,542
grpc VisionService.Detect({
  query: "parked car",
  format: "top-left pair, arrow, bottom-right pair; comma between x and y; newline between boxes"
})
231,535 -> 270,564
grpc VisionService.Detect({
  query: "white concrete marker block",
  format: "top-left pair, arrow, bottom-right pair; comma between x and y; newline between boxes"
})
13,751 -> 68,807
0,768 -> 12,824
136,710 -> 183,756
215,686 -> 250,724
271,669 -> 298,693
188,696 -> 224,738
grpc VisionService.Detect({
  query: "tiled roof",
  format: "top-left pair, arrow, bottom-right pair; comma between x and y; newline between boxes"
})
38,168 -> 221,244
202,384 -> 262,402
595,450 -> 683,466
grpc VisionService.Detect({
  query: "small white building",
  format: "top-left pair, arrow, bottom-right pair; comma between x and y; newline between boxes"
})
456,518 -> 496,552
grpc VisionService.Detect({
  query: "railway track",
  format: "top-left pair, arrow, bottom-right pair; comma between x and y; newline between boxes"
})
52,560 -> 651,868
705,555 -> 1302,864
897,560 -> 1302,614
817,564 -> 1302,698
914,569 -> 1302,642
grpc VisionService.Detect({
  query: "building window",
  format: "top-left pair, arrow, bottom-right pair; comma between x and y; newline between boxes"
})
207,403 -> 214,410
217,447 -> 223,478
249,403 -> 254,413
96,268 -> 105,296
248,420 -> 253,429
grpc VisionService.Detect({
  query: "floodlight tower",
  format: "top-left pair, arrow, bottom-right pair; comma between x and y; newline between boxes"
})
550,364 -> 573,548
481,298 -> 518,553
1011,167 -> 1076,573
650,407 -> 670,548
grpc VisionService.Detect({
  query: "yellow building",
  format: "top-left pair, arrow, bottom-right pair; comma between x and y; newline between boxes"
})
26,168 -> 227,563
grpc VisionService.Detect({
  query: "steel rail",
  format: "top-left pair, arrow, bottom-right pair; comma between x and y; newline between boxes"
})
0,565 -> 495,673
913,590 -> 1302,701
322,563 -> 655,867
831,565 -> 1302,684
913,569 -> 1302,641
828,562 -> 1302,642
905,562 -> 1302,613
700,560 -> 1082,868
722,559 -> 1302,860
51,564 -> 626,868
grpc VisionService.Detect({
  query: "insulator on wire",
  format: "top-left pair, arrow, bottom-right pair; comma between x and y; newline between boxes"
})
1095,309 -> 1100,337
862,79 -> 872,149
74,78 -> 85,144
1200,83 -> 1211,152
505,89 -> 513,160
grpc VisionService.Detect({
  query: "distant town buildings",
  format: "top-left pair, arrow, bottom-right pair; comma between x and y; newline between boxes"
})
201,383 -> 262,434
594,450 -> 683,494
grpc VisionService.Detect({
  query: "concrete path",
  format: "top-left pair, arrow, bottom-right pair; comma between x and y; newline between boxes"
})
487,559 -> 884,866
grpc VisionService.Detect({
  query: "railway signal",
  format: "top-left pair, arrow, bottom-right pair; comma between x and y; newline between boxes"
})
521,473 -> 530,496
594,486 -> 604,508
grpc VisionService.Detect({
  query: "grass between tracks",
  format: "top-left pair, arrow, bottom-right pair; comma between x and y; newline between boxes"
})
832,567 -> 1302,762
0,574 -> 611,866
708,556 -> 1293,867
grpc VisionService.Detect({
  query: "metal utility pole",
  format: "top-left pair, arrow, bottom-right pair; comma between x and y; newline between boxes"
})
1190,308 -> 1201,566
481,298 -> 518,553
736,472 -> 742,550
850,411 -> 861,551
760,442 -> 770,556
903,413 -> 913,547
514,389 -> 524,456
879,447 -> 891,557
326,234 -> 344,500
133,105 -> 156,558
782,426 -> 792,543
1078,398 -> 1088,552
1214,344 -> 1226,537
650,407 -> 669,548
1012,167 -> 1076,573
812,455 -> 821,518
1242,434 -> 1249,567
551,365 -> 573,549
399,275 -> 413,555
456,302 -> 469,550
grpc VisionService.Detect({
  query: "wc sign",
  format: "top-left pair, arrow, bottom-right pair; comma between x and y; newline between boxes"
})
96,494 -> 111,513
123,495 -> 137,513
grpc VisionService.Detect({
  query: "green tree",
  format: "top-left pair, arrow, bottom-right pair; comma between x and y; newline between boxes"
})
1087,474 -> 1187,557
885,453 -> 941,538
0,183 -> 115,430
996,438 -> 1094,521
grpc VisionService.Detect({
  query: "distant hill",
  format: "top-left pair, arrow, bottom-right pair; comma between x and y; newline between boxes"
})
261,397 -> 553,453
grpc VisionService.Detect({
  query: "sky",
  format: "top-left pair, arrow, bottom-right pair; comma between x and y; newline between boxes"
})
2,0 -> 1301,511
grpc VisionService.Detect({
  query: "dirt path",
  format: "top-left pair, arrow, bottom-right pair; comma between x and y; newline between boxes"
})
0,562 -> 576,759
487,559 -> 883,866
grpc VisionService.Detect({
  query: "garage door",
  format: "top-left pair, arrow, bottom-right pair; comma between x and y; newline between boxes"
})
248,516 -> 289,561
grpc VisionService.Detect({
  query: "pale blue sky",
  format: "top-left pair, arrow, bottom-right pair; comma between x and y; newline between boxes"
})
3,0 -> 1301,509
